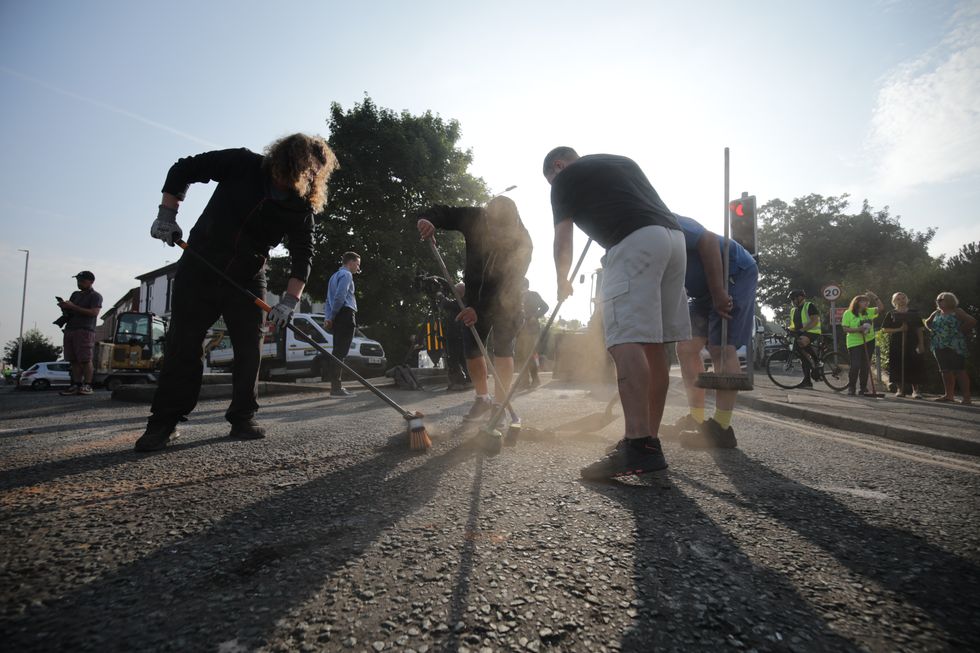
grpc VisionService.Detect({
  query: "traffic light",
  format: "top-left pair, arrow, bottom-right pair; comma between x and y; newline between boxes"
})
729,193 -> 757,256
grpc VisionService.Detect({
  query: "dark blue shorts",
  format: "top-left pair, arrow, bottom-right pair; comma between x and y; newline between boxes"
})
462,304 -> 524,359
689,264 -> 758,347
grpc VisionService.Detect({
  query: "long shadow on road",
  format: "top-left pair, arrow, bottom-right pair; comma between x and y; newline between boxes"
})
588,478 -> 858,652
707,449 -> 980,649
1,432 -> 478,652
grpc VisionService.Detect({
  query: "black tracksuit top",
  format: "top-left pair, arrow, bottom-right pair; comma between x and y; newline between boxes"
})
162,148 -> 315,286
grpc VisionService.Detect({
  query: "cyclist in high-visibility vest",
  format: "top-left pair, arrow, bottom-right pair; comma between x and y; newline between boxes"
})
788,290 -> 823,388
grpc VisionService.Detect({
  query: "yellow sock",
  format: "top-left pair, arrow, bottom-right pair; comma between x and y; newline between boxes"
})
691,407 -> 705,424
713,409 -> 733,429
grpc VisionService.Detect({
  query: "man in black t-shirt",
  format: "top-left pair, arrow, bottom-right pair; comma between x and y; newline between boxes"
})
543,147 -> 690,480
58,271 -> 103,396
416,196 -> 533,423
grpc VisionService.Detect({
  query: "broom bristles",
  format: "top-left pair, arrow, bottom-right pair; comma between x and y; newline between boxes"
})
409,425 -> 431,450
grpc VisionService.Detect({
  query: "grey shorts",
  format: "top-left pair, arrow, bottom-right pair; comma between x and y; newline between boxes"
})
63,329 -> 96,363
600,225 -> 691,347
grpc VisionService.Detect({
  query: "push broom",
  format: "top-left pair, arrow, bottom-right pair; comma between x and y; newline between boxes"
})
174,239 -> 432,450
479,239 -> 594,448
695,147 -> 753,392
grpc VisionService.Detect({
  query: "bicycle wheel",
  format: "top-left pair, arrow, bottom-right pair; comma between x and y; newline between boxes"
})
820,351 -> 850,391
766,349 -> 807,389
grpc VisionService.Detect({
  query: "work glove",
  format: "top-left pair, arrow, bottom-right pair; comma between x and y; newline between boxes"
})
150,205 -> 182,246
268,293 -> 299,328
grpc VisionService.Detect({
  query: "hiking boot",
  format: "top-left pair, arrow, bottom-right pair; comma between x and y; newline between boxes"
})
228,419 -> 266,440
134,422 -> 179,452
681,418 -> 738,450
659,414 -> 700,440
331,387 -> 354,397
78,384 -> 94,395
580,437 -> 668,480
59,384 -> 79,396
463,396 -> 493,422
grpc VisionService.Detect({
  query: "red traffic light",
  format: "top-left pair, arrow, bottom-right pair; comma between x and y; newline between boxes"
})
730,201 -> 745,217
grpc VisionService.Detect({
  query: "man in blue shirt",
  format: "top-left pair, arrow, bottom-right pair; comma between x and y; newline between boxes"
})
323,251 -> 361,397
667,214 -> 758,448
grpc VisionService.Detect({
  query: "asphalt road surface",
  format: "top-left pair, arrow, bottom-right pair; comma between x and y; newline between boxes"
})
1,380 -> 978,652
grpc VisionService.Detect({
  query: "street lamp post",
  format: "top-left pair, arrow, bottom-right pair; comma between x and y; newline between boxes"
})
17,249 -> 29,373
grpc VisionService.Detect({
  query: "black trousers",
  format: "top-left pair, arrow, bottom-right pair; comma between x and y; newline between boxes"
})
445,318 -> 469,385
847,341 -> 875,392
149,272 -> 264,428
328,307 -> 356,390
515,327 -> 541,385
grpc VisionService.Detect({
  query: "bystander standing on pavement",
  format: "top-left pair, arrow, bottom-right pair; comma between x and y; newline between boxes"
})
787,289 -> 822,389
926,291 -> 976,405
515,278 -> 549,391
881,292 -> 926,398
841,291 -> 885,397
667,215 -> 758,449
543,147 -> 689,480
57,271 -> 103,396
415,196 -> 533,423
323,252 -> 361,397
134,134 -> 339,452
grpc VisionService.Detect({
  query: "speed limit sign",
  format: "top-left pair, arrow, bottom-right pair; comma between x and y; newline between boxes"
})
821,283 -> 842,302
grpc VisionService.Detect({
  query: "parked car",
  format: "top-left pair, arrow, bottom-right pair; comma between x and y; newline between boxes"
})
207,313 -> 387,381
17,361 -> 72,390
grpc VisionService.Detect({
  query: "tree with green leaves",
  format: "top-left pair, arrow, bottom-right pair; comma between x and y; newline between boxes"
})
3,328 -> 62,370
271,96 -> 490,365
757,193 -> 936,317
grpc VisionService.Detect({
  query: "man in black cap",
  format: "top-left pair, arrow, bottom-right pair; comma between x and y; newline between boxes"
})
58,271 -> 103,396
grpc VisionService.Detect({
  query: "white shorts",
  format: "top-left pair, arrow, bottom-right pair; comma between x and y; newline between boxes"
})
600,225 -> 691,348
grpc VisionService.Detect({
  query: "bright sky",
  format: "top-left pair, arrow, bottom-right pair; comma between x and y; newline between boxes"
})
2,0 -> 978,355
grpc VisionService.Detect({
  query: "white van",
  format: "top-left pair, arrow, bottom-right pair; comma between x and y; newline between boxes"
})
207,313 -> 387,381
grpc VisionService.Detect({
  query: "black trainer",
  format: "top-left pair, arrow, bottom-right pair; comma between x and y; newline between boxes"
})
134,422 -> 179,452
680,418 -> 737,450
659,414 -> 700,440
228,419 -> 266,440
331,387 -> 354,397
580,437 -> 668,481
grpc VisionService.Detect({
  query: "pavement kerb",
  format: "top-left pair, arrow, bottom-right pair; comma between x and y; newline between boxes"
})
111,379 -> 394,403
738,393 -> 980,457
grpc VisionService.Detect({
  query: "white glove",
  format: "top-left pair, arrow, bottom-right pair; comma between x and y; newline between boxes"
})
150,205 -> 182,246
268,293 -> 299,328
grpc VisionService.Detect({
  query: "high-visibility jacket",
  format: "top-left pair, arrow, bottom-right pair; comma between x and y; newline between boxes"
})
790,301 -> 822,334
842,307 -> 879,349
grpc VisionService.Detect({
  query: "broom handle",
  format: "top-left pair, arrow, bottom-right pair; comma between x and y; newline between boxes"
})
720,147 -> 731,370
426,237 -> 517,414
175,239 -> 413,418
485,238 -> 594,431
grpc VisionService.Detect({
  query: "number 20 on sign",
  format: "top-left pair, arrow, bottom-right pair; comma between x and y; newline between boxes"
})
822,284 -> 842,302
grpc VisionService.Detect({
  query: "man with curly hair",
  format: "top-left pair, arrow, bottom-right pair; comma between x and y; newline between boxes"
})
135,133 -> 339,452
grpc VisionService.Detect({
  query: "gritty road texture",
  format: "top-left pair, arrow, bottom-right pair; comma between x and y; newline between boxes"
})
1,380 -> 978,652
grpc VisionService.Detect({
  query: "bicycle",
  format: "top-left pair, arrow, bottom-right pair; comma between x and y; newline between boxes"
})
766,332 -> 850,391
